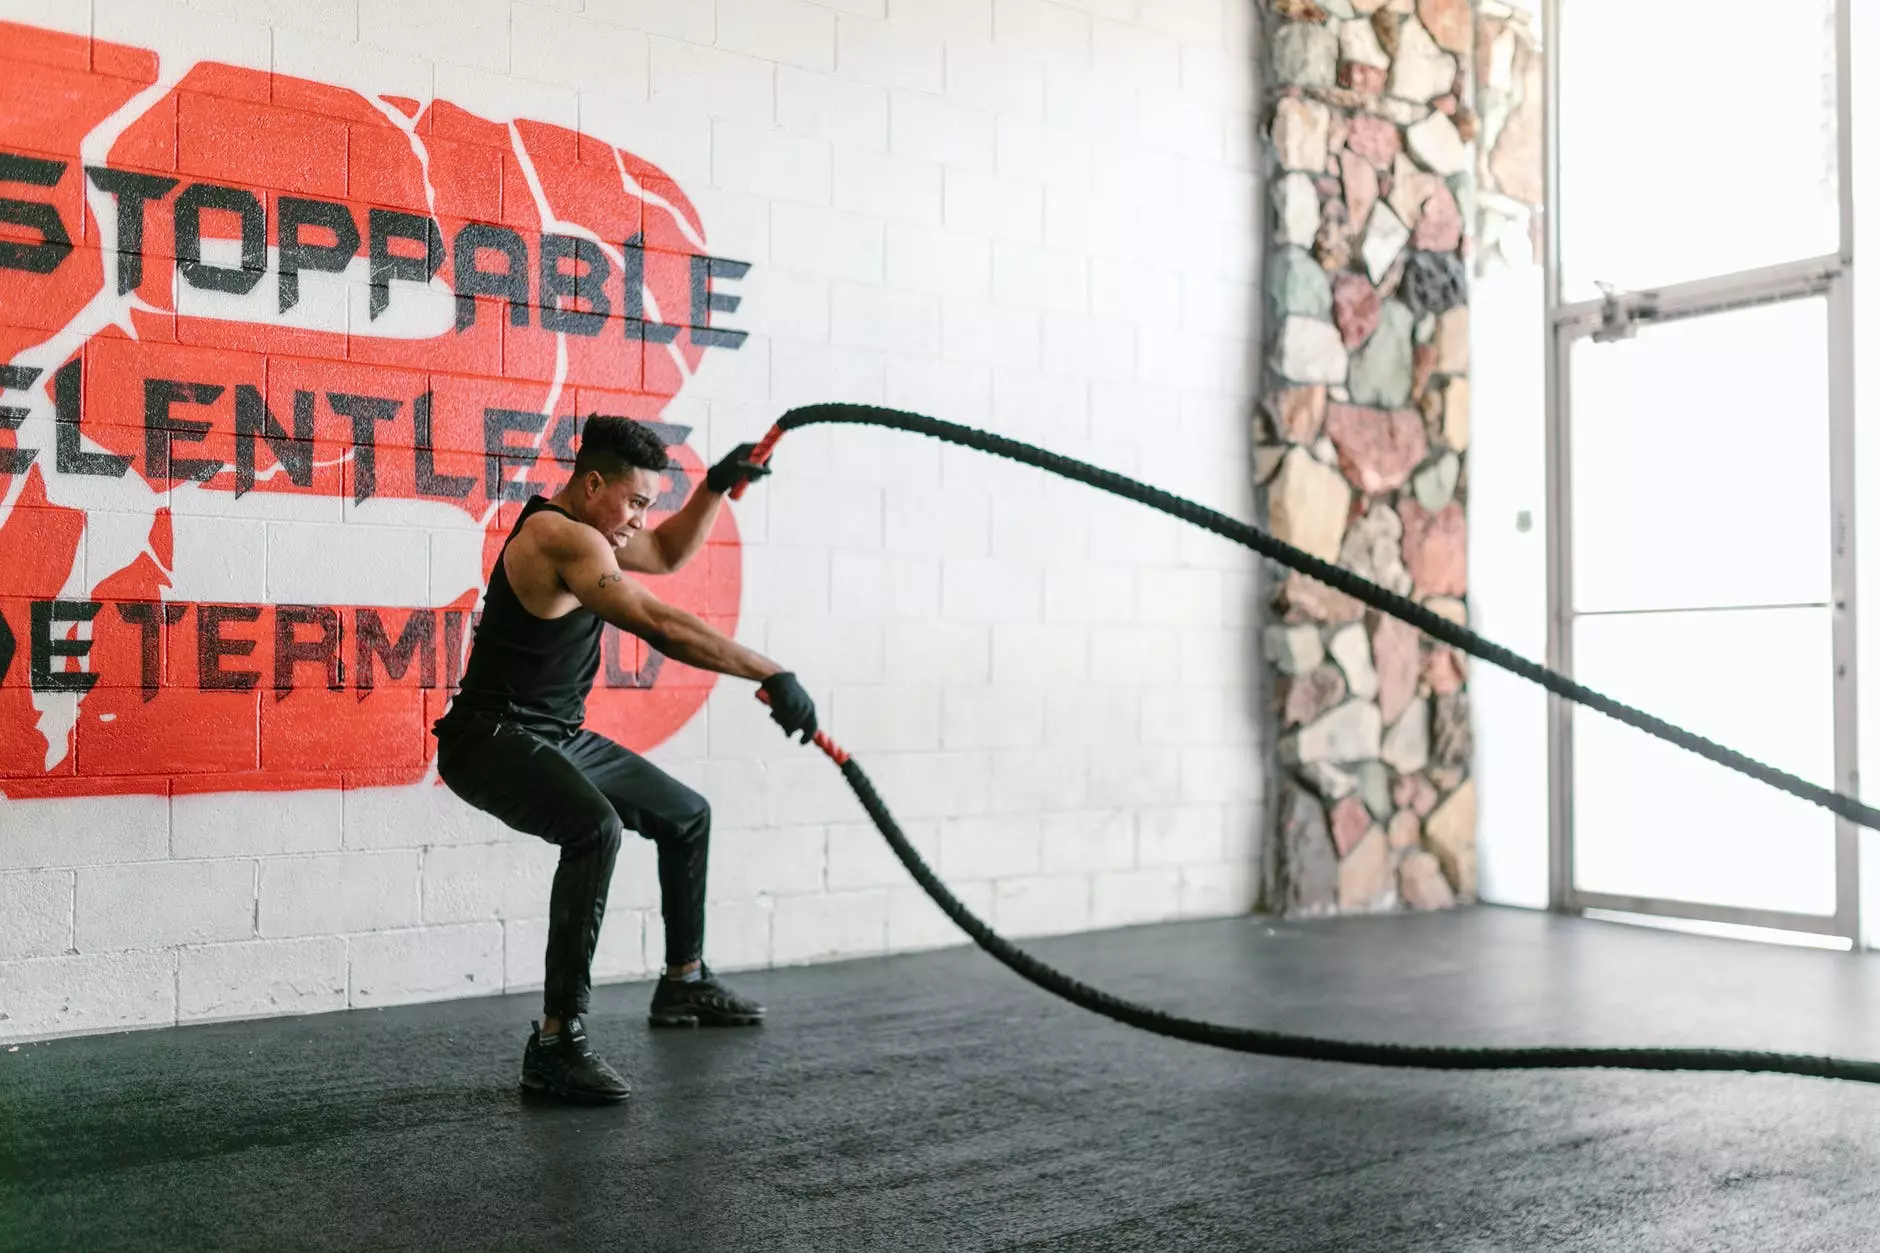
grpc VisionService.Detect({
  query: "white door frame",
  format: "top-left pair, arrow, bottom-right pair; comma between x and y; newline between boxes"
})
1540,0 -> 1859,940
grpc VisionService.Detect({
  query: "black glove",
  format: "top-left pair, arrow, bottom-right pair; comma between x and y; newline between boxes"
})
706,442 -> 771,495
759,671 -> 818,744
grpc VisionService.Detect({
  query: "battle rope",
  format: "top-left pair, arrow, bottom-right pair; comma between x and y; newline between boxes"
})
739,403 -> 1880,1083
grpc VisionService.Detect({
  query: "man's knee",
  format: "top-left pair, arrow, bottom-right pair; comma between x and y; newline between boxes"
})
563,806 -> 625,855
657,787 -> 710,844
598,812 -> 627,852
679,793 -> 710,840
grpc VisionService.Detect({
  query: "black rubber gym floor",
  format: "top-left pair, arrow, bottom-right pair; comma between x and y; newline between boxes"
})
5,906 -> 1880,1252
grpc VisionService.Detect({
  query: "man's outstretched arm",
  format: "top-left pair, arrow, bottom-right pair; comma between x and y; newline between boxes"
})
565,523 -> 774,677
556,522 -> 819,739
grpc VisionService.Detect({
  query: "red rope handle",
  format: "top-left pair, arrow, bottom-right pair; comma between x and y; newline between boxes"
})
727,424 -> 786,501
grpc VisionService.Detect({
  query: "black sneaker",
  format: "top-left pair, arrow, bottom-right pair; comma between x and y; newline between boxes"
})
520,1017 -> 630,1103
648,965 -> 765,1028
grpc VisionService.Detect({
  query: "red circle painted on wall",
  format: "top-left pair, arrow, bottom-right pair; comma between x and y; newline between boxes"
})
0,22 -> 749,796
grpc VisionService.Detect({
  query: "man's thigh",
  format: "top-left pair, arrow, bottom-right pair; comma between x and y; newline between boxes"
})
561,731 -> 709,841
437,718 -> 616,846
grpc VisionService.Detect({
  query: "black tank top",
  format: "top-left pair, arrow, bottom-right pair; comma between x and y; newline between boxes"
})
437,496 -> 603,739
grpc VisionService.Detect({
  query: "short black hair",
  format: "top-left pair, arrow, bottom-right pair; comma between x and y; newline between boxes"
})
572,414 -> 669,481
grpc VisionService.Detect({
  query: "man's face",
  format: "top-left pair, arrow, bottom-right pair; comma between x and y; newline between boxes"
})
580,467 -> 663,545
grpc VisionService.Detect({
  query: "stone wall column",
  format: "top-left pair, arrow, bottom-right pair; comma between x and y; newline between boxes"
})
1256,0 -> 1477,916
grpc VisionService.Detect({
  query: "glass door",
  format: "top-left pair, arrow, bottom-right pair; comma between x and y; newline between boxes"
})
1562,298 -> 1844,927
1548,0 -> 1856,938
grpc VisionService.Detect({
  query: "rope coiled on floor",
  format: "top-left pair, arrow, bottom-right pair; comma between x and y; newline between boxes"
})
739,402 -> 1880,1084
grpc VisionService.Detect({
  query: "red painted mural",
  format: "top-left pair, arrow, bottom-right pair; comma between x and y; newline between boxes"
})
0,22 -> 751,797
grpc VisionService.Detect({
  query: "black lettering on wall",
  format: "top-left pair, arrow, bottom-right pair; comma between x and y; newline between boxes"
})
546,413 -> 580,469
30,599 -> 99,693
277,197 -> 361,314
412,391 -> 473,498
356,608 -> 436,693
452,222 -> 531,331
54,359 -> 130,478
84,167 -> 178,294
621,234 -> 680,344
0,151 -> 74,275
233,385 -> 313,496
0,363 -> 41,476
538,234 -> 610,336
174,183 -> 266,295
327,392 -> 399,503
274,605 -> 342,696
198,604 -> 261,691
688,254 -> 749,350
484,407 -> 547,503
0,601 -> 14,685
368,208 -> 445,320
116,602 -> 187,702
144,378 -> 226,483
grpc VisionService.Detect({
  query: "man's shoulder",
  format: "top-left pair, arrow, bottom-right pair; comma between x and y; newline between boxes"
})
514,506 -> 609,571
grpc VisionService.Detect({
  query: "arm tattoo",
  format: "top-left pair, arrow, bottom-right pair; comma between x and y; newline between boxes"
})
598,572 -> 624,590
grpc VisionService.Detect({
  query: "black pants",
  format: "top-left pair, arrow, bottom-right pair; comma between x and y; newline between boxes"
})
434,715 -> 711,1018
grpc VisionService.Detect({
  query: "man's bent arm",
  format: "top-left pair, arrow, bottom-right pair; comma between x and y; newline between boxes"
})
615,477 -> 723,576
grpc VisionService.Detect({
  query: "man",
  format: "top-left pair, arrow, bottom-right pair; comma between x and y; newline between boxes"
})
432,415 -> 818,1104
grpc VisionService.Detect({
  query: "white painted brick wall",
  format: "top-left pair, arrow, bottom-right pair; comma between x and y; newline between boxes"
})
341,783 -> 509,851
349,923 -> 505,1007
1092,866 -> 1183,927
177,937 -> 349,1024
830,685 -> 943,752
2,795 -> 170,872
940,814 -> 1041,879
831,281 -> 943,354
835,148 -> 944,224
0,951 -> 176,1042
707,825 -> 828,900
773,888 -> 890,963
75,860 -> 258,952
259,852 -> 423,938
888,620 -> 992,680
720,0 -> 837,71
779,65 -> 889,147
650,37 -> 777,124
714,120 -> 833,206
772,202 -> 888,282
837,14 -> 943,91
704,899 -> 773,969
886,221 -> 993,296
588,0 -> 712,45
1040,809 -> 1136,874
945,37 -> 1044,118
511,7 -> 650,92
0,871 -> 72,962
175,789 -> 343,859
993,873 -> 1090,937
892,0 -> 991,41
0,0 -> 1263,1042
